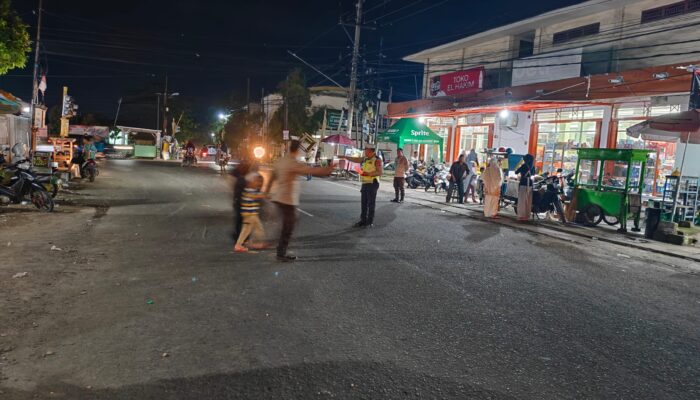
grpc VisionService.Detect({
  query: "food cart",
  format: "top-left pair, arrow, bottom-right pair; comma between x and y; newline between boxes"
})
573,148 -> 653,232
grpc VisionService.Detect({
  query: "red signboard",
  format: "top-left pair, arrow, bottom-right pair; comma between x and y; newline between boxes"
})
428,67 -> 484,98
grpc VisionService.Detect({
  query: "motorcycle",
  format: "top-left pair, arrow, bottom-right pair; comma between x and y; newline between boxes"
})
406,167 -> 429,189
182,148 -> 197,167
507,174 -> 566,223
423,164 -> 446,193
81,159 -> 98,182
0,160 -> 54,212
217,152 -> 230,172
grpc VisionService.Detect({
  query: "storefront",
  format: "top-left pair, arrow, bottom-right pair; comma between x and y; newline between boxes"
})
422,117 -> 452,163
609,103 -> 684,195
455,114 -> 495,164
530,108 -> 606,175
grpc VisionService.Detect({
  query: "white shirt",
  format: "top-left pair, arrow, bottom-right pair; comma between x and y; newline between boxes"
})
270,155 -> 306,206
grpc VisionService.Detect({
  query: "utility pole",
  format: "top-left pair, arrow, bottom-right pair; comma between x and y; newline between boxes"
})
162,74 -> 169,135
29,0 -> 43,153
346,0 -> 363,139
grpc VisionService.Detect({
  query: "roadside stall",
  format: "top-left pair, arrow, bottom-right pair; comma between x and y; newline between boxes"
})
376,118 -> 444,163
572,148 -> 653,233
116,126 -> 162,159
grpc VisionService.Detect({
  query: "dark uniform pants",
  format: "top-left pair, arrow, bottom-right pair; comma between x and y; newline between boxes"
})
361,180 -> 380,224
275,202 -> 297,256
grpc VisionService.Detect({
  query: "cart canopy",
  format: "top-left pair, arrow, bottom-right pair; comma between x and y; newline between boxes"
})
576,148 -> 653,162
376,118 -> 443,161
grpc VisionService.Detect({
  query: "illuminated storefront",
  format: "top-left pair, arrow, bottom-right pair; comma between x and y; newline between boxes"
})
531,108 -> 605,175
610,103 -> 683,195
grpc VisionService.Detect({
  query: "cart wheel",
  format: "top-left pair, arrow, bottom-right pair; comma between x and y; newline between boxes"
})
581,204 -> 603,226
603,215 -> 619,226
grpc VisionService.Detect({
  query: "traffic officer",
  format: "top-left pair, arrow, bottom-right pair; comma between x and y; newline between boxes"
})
343,145 -> 383,228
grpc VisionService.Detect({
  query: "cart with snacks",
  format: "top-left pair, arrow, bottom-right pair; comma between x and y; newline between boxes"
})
48,138 -> 75,172
572,148 -> 653,232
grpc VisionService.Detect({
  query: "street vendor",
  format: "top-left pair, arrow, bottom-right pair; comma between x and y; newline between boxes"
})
342,145 -> 383,228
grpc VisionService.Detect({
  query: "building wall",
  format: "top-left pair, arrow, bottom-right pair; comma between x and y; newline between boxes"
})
411,0 -> 700,96
493,111 -> 532,155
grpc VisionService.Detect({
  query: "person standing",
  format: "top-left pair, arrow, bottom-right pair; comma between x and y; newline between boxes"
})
446,154 -> 468,204
515,154 -> 535,222
391,148 -> 409,203
343,145 -> 383,227
268,140 -> 333,261
464,161 -> 478,203
481,158 -> 503,218
466,148 -> 480,168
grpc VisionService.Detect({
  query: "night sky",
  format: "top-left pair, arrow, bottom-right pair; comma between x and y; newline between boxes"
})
3,0 -> 582,127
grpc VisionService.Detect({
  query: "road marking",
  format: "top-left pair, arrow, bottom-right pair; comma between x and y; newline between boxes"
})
297,208 -> 314,217
167,204 -> 186,217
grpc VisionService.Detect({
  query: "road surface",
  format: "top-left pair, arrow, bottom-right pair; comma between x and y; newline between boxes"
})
1,160 -> 698,399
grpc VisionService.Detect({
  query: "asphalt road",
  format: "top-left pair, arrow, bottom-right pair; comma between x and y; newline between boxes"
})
1,160 -> 698,399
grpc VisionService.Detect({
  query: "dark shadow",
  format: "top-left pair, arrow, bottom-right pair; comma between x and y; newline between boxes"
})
0,360 -> 515,400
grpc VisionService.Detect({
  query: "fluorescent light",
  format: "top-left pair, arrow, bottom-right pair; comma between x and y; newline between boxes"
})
608,76 -> 624,85
22,106 -> 31,113
652,72 -> 669,80
113,145 -> 134,150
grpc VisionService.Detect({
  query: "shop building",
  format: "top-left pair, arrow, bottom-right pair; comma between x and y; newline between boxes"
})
387,0 -> 700,190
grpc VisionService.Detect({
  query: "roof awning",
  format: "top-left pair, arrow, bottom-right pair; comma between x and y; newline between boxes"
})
626,109 -> 700,144
377,118 -> 444,146
0,90 -> 21,114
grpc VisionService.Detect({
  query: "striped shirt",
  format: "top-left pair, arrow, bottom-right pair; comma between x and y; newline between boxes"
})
241,187 -> 265,216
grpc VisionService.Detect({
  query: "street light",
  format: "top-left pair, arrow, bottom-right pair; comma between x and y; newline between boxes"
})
210,133 -> 215,138
218,112 -> 228,121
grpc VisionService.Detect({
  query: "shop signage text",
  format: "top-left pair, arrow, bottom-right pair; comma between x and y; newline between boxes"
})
410,129 -> 431,136
429,67 -> 484,98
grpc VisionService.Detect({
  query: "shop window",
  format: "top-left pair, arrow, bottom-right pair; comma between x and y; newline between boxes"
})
535,109 -> 604,121
536,121 -> 598,174
650,104 -> 683,116
616,107 -> 647,119
482,116 -> 496,124
602,160 -> 628,191
459,126 -> 489,161
577,159 -> 600,186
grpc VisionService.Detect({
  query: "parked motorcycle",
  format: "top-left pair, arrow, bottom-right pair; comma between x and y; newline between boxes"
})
423,164 -> 446,193
0,160 -> 54,212
507,174 -> 566,223
406,167 -> 429,189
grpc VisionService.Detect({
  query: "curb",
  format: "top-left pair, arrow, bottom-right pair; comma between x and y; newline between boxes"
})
332,178 -> 700,263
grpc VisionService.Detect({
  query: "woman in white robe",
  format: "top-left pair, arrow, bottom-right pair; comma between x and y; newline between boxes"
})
481,158 -> 503,218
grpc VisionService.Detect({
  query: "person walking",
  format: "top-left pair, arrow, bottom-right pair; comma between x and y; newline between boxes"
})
446,154 -> 468,204
268,140 -> 333,261
234,173 -> 268,253
343,145 -> 383,227
231,160 -> 252,241
481,158 -> 503,218
391,148 -> 409,203
515,154 -> 535,222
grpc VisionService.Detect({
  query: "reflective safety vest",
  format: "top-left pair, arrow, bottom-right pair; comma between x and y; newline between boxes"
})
360,156 -> 379,184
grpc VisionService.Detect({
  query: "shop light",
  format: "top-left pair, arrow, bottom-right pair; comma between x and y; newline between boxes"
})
22,106 -> 31,113
114,145 -> 134,150
608,76 -> 624,85
499,109 -> 510,119
652,72 -> 669,80
418,116 -> 426,123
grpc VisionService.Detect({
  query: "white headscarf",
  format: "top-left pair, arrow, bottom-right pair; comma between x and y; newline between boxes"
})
481,157 -> 503,194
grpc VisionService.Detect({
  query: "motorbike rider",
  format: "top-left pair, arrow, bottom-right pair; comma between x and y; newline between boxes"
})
79,136 -> 97,175
184,140 -> 196,159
